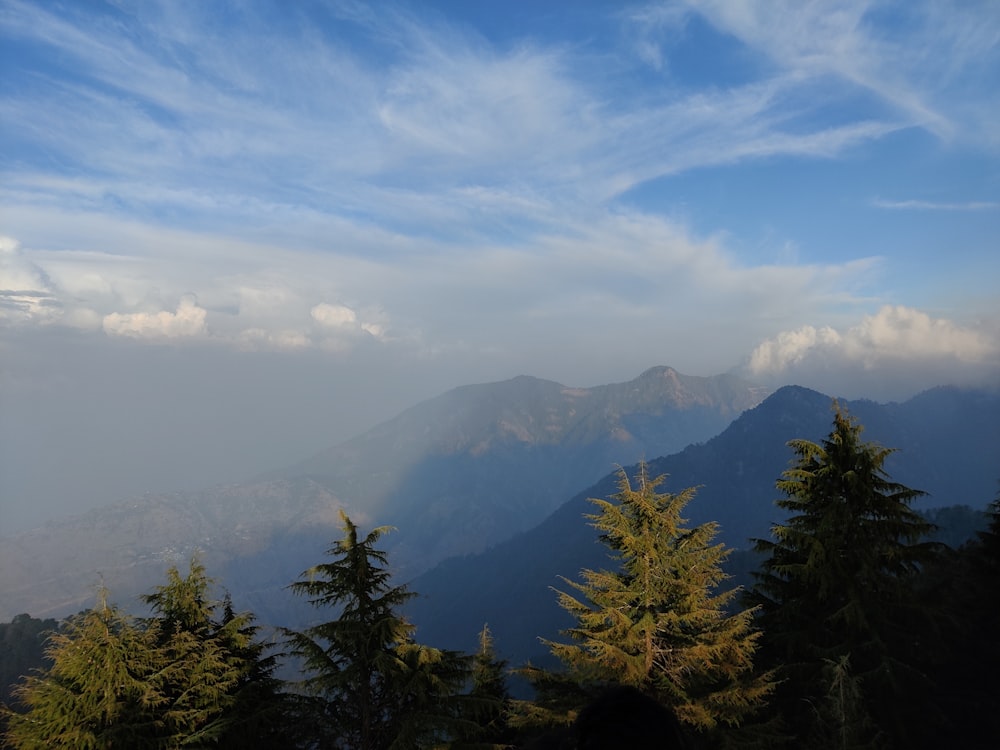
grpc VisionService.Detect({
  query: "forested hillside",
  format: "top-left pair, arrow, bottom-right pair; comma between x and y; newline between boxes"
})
3,405 -> 998,748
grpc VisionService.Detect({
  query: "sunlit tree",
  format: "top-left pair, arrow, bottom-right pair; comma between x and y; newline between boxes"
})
543,464 -> 772,734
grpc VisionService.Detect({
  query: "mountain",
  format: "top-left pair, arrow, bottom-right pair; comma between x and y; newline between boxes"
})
404,385 -> 1000,666
272,367 -> 768,569
0,367 -> 767,622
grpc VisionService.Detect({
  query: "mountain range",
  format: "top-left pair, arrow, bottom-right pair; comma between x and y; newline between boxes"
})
404,384 -> 1000,665
0,366 -> 767,621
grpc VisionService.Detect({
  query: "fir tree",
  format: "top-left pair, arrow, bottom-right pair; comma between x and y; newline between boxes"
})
283,510 -> 473,749
541,463 -> 772,736
751,405 -> 939,748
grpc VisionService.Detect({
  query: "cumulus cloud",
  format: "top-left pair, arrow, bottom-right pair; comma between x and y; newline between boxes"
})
103,295 -> 208,339
746,306 -> 1000,399
311,303 -> 358,328
310,302 -> 390,344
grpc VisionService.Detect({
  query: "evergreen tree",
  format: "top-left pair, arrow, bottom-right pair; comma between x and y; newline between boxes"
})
283,511 -> 473,749
142,558 -> 289,749
453,624 -> 513,749
917,490 -> 1000,748
4,563 -> 284,749
751,405 -> 939,749
541,463 -> 772,736
0,613 -> 59,712
3,590 -> 166,749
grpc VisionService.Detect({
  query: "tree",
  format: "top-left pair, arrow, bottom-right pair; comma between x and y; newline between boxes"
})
4,562 -> 284,750
0,613 -> 59,712
751,405 -> 939,748
4,591 -> 167,749
452,624 -> 513,749
541,463 -> 772,735
283,511 -> 473,749
141,558 -> 289,749
916,490 -> 1000,748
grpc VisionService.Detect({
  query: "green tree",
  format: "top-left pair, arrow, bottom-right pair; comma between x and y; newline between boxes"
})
751,405 -> 939,748
916,490 -> 1000,748
283,511 -> 473,749
452,624 -> 513,749
3,591 -> 166,749
141,558 -> 289,749
541,463 -> 772,736
3,563 -> 284,750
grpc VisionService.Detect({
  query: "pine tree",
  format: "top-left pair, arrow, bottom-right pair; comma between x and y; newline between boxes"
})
751,405 -> 939,748
453,624 -> 512,749
917,491 -> 1000,748
141,558 -> 288,749
283,510 -> 473,749
542,463 -> 772,735
3,590 -> 165,749
4,564 -> 286,749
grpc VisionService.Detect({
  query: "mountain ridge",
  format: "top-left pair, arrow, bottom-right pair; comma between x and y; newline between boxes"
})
0,366 -> 768,621
405,383 -> 1000,663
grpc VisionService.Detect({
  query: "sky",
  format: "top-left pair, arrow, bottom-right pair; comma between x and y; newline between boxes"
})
1,0 -> 999,533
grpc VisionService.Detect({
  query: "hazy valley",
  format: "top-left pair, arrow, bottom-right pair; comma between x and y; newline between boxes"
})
0,366 -> 769,622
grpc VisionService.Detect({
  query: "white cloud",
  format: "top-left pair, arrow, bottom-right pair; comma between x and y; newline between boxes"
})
103,296 -> 208,340
361,322 -> 385,339
746,306 -> 1000,398
0,235 -> 63,324
311,303 -> 358,328
844,306 -> 995,364
748,325 -> 843,374
685,0 -> 1000,146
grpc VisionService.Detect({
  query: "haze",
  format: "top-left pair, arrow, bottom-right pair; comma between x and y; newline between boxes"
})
2,1 -> 998,534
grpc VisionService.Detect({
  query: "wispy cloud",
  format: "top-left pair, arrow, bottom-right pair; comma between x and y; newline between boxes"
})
872,198 -> 1000,212
681,0 -> 1000,145
1,0 -> 940,236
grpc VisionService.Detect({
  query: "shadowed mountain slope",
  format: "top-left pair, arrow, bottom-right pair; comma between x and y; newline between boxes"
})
405,385 -> 1000,665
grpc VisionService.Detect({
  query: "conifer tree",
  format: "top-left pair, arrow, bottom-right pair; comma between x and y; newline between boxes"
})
142,558 -> 288,749
284,510 -> 473,749
4,564 -> 285,749
751,405 -> 938,748
917,491 -> 1000,748
543,463 -> 772,735
4,590 -> 165,749
453,624 -> 512,749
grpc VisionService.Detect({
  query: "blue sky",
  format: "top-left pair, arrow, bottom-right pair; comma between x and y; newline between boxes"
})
1,0 -> 999,530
